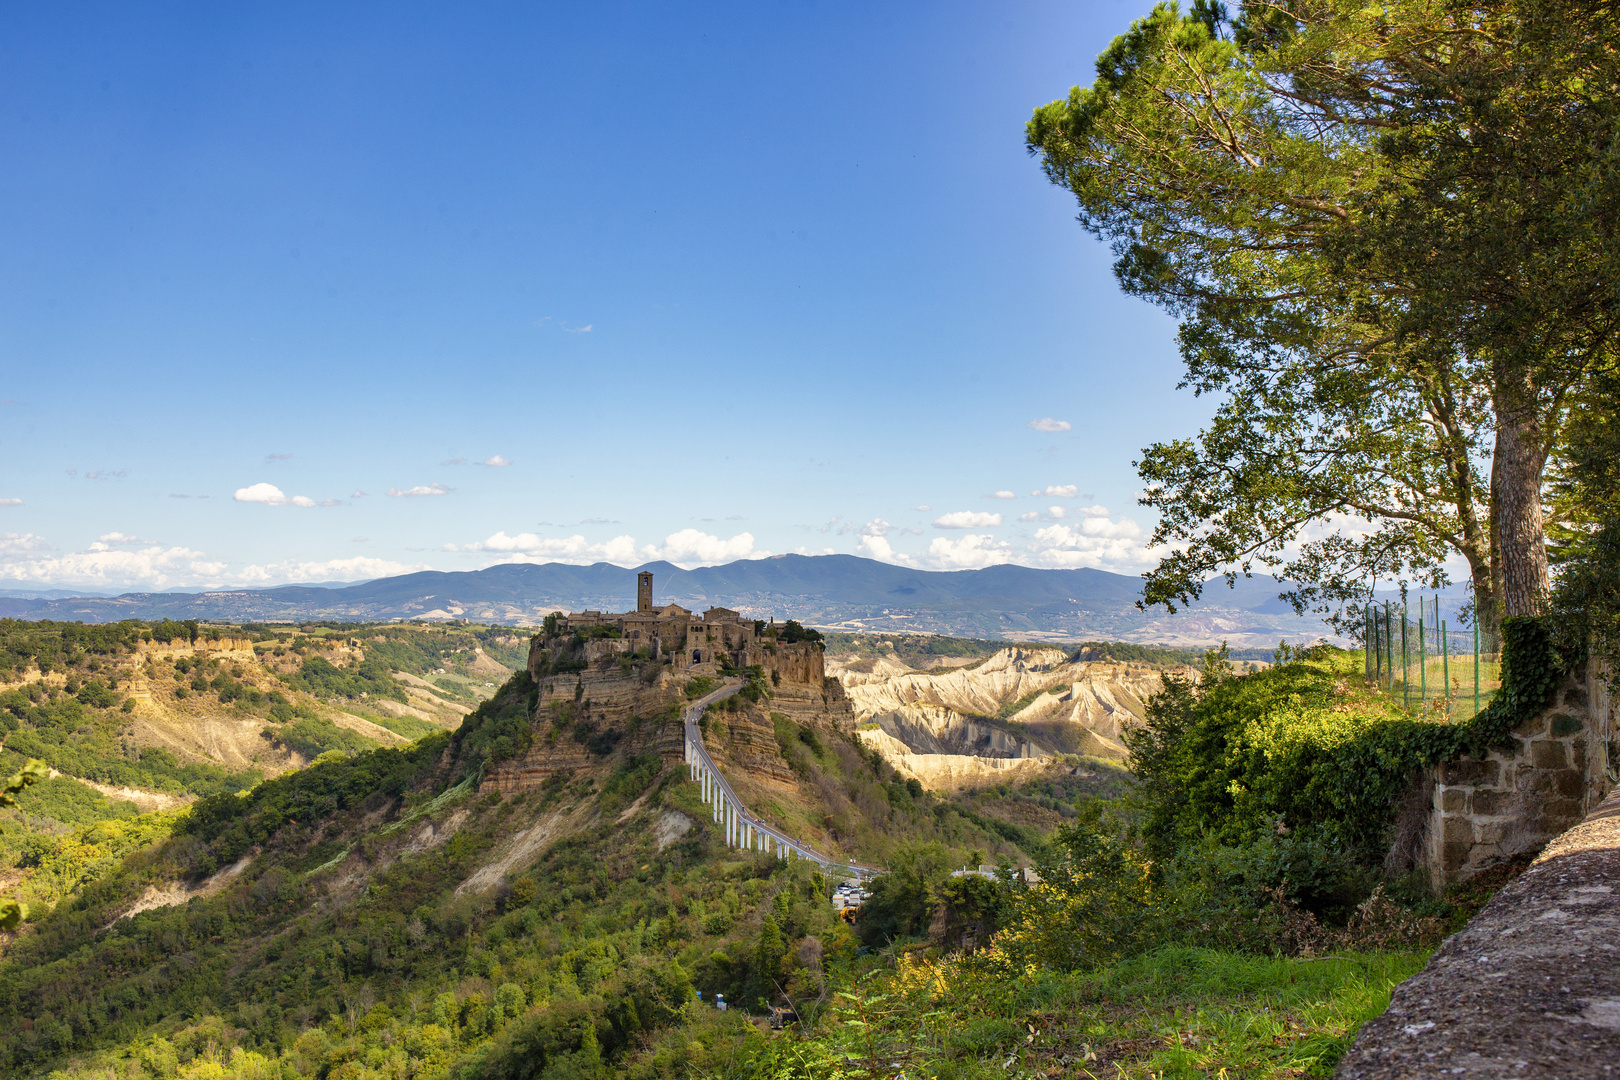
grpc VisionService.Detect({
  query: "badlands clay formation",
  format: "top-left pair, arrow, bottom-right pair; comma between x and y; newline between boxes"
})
832,646 -> 1188,789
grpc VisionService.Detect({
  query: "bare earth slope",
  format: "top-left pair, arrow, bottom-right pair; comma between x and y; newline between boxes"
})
832,645 -> 1187,789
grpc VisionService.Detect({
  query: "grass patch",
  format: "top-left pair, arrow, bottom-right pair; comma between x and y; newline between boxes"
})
826,945 -> 1427,1079
344,708 -> 440,741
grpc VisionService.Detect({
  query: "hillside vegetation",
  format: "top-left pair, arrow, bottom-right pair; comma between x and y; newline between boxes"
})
0,620 -> 520,915
0,663 -> 1030,1080
0,635 -> 1528,1079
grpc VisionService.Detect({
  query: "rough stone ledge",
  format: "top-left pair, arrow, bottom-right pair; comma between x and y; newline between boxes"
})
1337,786 -> 1620,1078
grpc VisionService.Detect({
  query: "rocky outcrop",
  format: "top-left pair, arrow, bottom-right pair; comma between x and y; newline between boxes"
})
1335,788 -> 1620,1078
481,665 -> 685,794
865,704 -> 1045,758
486,634 -> 851,794
699,701 -> 797,788
833,647 -> 1183,786
855,726 -> 1056,788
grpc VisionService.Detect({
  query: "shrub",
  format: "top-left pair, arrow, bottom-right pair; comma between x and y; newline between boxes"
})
1127,626 -> 1562,863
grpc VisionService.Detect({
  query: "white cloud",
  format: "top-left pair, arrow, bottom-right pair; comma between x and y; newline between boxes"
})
563,323 -> 593,333
856,533 -> 896,561
985,491 -> 1017,500
933,511 -> 1002,529
236,556 -> 426,584
480,455 -> 511,467
450,528 -> 762,569
853,520 -> 896,560
1034,484 -> 1079,498
451,532 -> 624,559
234,482 -> 316,508
441,457 -> 468,466
387,483 -> 451,498
1027,513 -> 1149,570
1027,418 -> 1072,432
0,533 -> 46,555
352,490 -> 367,498
917,534 -> 1013,569
914,504 -> 931,512
0,498 -> 20,507
96,532 -> 150,546
1019,511 -> 1039,522
647,529 -> 760,567
1047,505 -> 1066,519
0,535 -> 226,590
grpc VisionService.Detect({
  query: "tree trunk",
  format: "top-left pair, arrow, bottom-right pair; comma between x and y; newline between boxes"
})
1494,408 -> 1551,617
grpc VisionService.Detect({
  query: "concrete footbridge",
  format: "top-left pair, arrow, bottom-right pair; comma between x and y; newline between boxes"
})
682,680 -> 881,882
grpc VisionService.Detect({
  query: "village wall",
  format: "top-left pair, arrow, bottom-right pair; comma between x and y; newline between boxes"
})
1424,658 -> 1615,888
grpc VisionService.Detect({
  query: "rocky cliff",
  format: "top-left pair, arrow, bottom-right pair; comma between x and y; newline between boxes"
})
832,645 -> 1189,788
482,634 -> 854,795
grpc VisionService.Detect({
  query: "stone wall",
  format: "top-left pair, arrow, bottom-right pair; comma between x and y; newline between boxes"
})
1337,786 -> 1620,1078
1424,659 -> 1615,888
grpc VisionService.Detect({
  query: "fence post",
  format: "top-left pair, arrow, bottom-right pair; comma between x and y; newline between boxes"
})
1385,601 -> 1394,691
1419,601 -> 1426,705
1366,604 -> 1373,682
1401,603 -> 1409,709
1474,617 -> 1480,717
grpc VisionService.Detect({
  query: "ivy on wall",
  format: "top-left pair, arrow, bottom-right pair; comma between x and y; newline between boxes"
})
1131,618 -> 1570,859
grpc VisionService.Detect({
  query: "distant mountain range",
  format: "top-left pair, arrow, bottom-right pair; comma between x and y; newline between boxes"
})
0,555 -> 1336,647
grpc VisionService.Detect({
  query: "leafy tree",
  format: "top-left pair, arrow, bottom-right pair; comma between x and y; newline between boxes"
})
778,620 -> 824,645
1549,363 -> 1620,662
1027,0 -> 1620,629
0,758 -> 46,928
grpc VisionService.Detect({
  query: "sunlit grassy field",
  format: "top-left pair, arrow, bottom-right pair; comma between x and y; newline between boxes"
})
806,946 -> 1428,1080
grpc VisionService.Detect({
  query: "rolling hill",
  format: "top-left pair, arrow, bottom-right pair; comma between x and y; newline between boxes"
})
0,555 -> 1333,646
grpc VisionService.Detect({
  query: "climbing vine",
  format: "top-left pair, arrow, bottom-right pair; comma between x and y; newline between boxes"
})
1131,618 -> 1568,859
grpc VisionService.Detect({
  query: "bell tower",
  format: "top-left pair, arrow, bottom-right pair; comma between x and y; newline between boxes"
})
637,570 -> 654,613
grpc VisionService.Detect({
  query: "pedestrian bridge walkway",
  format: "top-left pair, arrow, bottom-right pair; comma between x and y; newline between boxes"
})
681,680 -> 881,882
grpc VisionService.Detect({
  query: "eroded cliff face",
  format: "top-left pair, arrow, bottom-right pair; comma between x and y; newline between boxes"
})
480,665 -> 684,794
832,645 -> 1189,788
482,635 -> 852,794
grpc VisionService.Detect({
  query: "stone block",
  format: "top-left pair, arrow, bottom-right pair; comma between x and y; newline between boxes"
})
1562,680 -> 1589,709
1442,816 -> 1474,844
1514,712 -> 1549,737
1570,739 -> 1587,773
1440,758 -> 1499,786
1550,713 -> 1585,738
1540,797 -> 1585,825
1469,789 -> 1513,816
1440,787 -> 1467,813
1472,820 -> 1512,846
1553,770 -> 1585,799
1530,740 -> 1568,769
1441,840 -> 1471,872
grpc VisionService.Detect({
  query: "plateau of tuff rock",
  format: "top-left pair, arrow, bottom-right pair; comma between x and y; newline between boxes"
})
480,627 -> 854,796
832,646 -> 1189,789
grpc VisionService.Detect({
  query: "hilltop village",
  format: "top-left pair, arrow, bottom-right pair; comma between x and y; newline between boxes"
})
488,572 -> 853,797
560,571 -> 825,679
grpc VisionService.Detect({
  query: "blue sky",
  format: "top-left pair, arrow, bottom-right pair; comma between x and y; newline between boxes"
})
0,0 -> 1212,591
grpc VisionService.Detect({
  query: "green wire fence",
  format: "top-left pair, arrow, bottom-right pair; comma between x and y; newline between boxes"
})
1364,598 -> 1502,720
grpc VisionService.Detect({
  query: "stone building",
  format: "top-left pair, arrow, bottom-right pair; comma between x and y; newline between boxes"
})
564,571 -> 780,671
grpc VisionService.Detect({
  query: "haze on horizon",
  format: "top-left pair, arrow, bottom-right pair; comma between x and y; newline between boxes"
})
0,1 -> 1213,593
